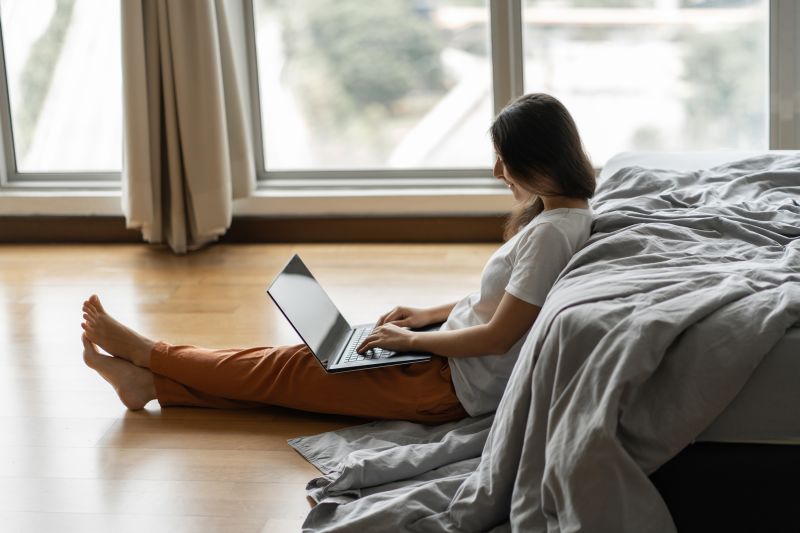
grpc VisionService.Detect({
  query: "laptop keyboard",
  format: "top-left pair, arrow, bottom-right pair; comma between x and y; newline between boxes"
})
342,327 -> 396,362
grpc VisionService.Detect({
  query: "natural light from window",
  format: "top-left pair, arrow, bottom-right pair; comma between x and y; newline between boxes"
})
522,0 -> 769,166
0,0 -> 774,178
0,0 -> 121,173
253,0 -> 495,171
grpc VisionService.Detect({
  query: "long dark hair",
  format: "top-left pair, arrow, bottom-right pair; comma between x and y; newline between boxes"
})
490,93 -> 596,239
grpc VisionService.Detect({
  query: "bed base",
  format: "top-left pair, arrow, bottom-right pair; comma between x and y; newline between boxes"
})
650,442 -> 800,532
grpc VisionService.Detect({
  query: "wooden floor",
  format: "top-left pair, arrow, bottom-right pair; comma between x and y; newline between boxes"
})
0,243 -> 494,533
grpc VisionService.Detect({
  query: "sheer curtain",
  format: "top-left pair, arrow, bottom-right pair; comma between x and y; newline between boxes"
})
121,0 -> 255,254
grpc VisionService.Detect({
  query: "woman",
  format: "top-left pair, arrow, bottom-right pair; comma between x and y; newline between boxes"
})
81,93 -> 596,423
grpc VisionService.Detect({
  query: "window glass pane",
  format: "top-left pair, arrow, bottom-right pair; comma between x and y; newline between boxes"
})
0,0 -> 121,173
254,0 -> 493,171
522,0 -> 768,166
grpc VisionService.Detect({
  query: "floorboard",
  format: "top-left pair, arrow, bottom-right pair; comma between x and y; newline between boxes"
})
0,243 -> 493,532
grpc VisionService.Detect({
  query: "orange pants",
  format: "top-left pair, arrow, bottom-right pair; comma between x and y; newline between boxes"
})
150,342 -> 468,424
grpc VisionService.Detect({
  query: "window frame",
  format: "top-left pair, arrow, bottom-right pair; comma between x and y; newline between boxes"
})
248,0 -> 793,187
245,0 -> 511,189
770,0 -> 800,149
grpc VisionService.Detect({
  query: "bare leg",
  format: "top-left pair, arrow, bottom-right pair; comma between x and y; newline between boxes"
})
82,334 -> 156,410
81,294 -> 155,368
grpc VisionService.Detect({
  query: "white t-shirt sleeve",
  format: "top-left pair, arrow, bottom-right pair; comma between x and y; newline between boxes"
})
505,222 -> 574,307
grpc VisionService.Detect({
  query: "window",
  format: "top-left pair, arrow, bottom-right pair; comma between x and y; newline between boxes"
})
0,0 -> 121,177
252,0 -> 494,172
522,0 -> 768,165
0,0 -> 794,189
250,0 -> 778,180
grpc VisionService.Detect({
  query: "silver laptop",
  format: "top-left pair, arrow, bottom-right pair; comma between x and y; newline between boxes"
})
266,254 -> 435,373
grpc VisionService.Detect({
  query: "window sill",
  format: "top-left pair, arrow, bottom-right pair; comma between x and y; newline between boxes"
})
0,186 -> 514,216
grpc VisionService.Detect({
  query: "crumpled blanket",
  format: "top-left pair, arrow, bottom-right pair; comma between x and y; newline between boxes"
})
289,153 -> 800,532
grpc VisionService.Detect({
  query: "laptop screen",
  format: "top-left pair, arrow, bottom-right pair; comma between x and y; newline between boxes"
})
266,255 -> 351,363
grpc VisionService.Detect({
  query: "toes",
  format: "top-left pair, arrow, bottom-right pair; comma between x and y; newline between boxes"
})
84,297 -> 96,312
83,304 -> 98,319
90,295 -> 105,313
81,333 -> 95,351
82,334 -> 102,369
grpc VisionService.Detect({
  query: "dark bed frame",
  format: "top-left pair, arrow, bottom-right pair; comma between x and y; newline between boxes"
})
650,442 -> 800,532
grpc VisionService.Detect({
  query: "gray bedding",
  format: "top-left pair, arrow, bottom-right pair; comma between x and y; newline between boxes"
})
289,153 -> 800,532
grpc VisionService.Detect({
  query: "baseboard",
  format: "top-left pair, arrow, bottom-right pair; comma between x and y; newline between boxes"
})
0,216 -> 505,243
0,216 -> 142,243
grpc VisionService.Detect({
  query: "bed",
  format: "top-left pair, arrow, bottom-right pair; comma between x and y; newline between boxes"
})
289,151 -> 800,532
604,152 -> 800,532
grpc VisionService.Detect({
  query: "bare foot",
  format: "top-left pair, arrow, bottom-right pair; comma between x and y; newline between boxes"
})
82,334 -> 156,410
81,294 -> 155,368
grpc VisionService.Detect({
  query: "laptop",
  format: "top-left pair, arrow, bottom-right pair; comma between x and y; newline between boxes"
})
266,254 -> 435,373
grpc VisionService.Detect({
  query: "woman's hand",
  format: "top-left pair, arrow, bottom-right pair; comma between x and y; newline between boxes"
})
377,306 -> 433,329
357,324 -> 416,354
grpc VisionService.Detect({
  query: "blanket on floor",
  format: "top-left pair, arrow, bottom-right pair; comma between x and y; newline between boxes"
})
289,153 -> 800,532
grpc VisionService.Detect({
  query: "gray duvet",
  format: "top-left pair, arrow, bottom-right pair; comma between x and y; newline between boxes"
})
289,154 -> 800,532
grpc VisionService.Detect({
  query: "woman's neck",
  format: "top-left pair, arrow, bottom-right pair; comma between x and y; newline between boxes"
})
540,195 -> 589,211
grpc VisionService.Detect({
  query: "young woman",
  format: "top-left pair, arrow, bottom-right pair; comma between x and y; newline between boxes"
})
81,93 -> 596,423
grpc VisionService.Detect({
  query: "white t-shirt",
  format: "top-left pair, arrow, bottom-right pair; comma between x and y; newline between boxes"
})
444,207 -> 593,416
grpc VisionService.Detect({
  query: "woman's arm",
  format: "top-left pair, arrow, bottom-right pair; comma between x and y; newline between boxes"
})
422,302 -> 458,324
377,302 -> 458,328
414,293 -> 540,357
358,293 -> 540,357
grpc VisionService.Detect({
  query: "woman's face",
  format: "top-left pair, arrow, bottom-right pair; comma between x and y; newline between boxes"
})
494,156 -> 535,204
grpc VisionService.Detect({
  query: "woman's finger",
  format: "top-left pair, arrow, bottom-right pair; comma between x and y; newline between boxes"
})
380,309 -> 401,326
358,334 -> 378,352
358,339 -> 379,353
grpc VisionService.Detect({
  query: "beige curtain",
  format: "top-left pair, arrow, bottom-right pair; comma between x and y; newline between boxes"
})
121,0 -> 255,254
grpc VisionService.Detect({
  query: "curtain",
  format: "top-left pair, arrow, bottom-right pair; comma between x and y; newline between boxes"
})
121,0 -> 255,254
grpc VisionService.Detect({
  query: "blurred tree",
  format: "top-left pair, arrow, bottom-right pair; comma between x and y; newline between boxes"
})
272,0 -> 447,163
309,0 -> 443,106
281,0 -> 443,126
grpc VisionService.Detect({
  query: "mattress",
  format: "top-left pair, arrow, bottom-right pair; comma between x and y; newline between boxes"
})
599,150 -> 796,181
601,151 -> 800,444
697,328 -> 800,444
